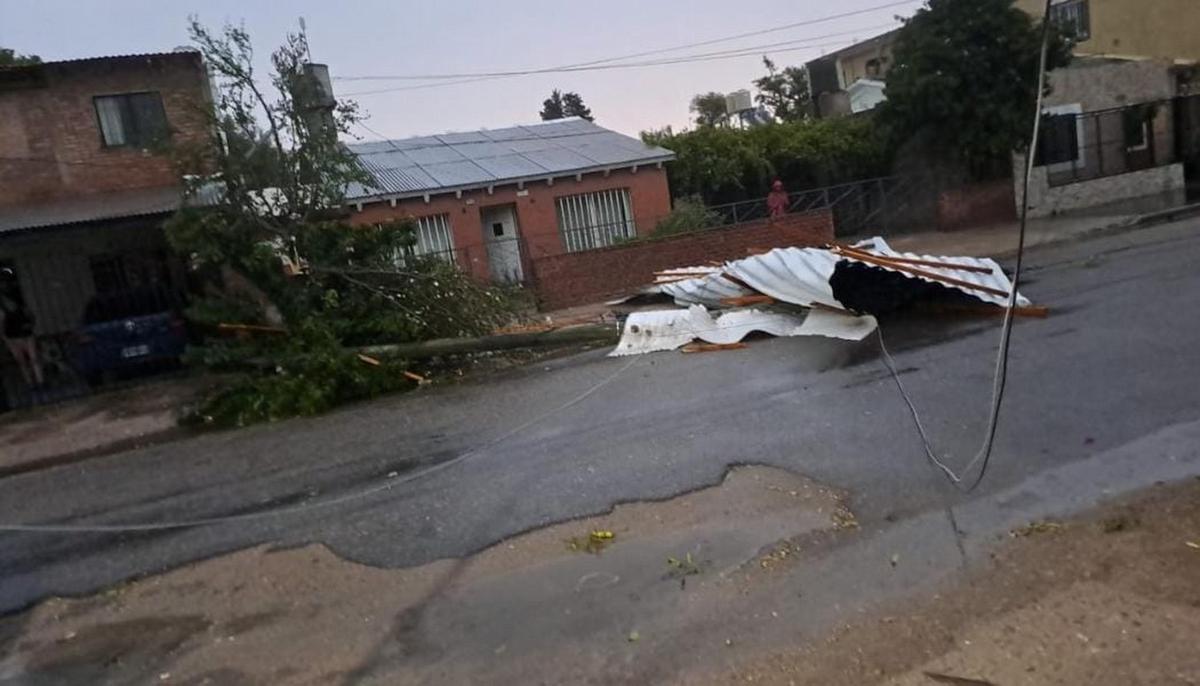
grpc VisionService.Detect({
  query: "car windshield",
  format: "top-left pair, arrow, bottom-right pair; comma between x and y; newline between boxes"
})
82,288 -> 175,324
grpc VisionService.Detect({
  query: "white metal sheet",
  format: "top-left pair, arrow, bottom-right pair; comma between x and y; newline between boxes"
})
609,305 -> 876,356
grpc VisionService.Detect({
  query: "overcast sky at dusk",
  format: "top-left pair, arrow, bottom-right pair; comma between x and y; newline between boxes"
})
1,0 -> 923,141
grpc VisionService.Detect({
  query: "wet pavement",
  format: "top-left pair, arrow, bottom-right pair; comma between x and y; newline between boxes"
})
0,219 -> 1199,680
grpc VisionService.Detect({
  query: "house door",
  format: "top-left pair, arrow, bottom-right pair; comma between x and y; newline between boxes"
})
480,205 -> 523,283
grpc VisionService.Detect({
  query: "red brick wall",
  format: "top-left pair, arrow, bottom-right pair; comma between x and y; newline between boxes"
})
936,180 -> 1016,231
0,53 -> 210,207
350,166 -> 672,281
529,210 -> 835,310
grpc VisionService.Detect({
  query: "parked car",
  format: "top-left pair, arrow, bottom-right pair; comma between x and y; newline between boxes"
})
72,288 -> 188,385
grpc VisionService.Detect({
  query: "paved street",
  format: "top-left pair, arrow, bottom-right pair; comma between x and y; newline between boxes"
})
2,220 -> 1200,681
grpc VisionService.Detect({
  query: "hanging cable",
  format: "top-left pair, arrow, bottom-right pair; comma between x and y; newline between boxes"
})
878,0 -> 1055,492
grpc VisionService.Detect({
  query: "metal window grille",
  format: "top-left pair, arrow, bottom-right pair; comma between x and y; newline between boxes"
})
556,188 -> 636,252
1036,100 -> 1173,187
1049,0 -> 1090,41
393,213 -> 456,265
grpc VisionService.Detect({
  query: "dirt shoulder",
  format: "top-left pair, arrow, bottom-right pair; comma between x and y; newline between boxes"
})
695,477 -> 1200,686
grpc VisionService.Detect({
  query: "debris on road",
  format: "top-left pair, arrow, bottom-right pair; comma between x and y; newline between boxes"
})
680,342 -> 748,354
567,529 -> 616,554
665,552 -> 703,588
922,671 -> 998,686
611,237 -> 1032,356
1010,520 -> 1064,537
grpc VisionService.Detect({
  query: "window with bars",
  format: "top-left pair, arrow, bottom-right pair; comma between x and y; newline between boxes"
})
93,92 -> 169,148
1049,0 -> 1090,41
397,213 -> 456,264
555,188 -> 636,253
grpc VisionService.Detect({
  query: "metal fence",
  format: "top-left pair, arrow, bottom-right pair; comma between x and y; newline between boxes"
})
1037,99 -> 1176,187
550,175 -> 924,256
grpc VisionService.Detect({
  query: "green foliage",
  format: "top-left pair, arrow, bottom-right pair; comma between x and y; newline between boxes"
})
641,117 -> 889,205
653,196 -> 723,236
540,89 -> 593,121
170,21 -> 516,427
188,321 -> 412,427
753,58 -> 811,123
689,92 -> 728,127
877,0 -> 1073,179
0,47 -> 41,66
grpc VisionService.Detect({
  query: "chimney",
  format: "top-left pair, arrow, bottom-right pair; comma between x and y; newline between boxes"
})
300,63 -> 337,141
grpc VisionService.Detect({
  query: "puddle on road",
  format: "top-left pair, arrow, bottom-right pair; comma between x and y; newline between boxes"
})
0,466 -> 857,685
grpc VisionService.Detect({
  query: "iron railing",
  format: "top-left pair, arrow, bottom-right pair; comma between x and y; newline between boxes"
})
1037,98 -> 1178,187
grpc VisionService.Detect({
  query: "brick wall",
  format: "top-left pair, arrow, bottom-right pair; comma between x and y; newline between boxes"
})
350,166 -> 672,281
936,180 -> 1016,231
529,210 -> 835,310
0,53 -> 210,207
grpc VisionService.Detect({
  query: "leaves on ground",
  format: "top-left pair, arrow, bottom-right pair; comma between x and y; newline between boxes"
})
566,530 -> 616,555
1010,520 -> 1064,538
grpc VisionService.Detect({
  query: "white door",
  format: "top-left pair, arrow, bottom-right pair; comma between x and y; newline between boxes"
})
481,205 -> 523,283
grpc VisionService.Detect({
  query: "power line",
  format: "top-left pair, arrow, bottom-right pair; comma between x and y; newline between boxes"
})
0,355 -> 640,533
335,0 -> 920,97
340,34 -> 880,98
336,22 -> 902,82
879,0 -> 1055,493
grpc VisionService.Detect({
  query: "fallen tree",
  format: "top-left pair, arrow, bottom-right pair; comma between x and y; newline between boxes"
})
169,20 -> 516,427
359,325 -> 618,360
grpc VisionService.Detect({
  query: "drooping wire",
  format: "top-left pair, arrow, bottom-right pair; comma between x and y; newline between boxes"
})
0,356 -> 640,533
878,0 -> 1056,492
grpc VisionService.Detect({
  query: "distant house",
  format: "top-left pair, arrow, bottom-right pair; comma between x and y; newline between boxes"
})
1013,0 -> 1200,216
345,118 -> 675,284
0,53 -> 209,333
806,30 -> 897,118
1014,0 -> 1199,64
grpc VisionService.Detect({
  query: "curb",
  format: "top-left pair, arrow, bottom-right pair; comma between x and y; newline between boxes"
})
1126,201 -> 1200,228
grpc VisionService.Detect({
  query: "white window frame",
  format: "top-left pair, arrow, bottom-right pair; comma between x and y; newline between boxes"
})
555,188 -> 636,253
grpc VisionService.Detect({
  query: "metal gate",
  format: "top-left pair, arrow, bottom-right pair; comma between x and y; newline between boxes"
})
1175,93 -> 1200,199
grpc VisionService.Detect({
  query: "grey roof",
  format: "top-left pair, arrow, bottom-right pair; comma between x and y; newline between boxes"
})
0,186 -> 184,235
346,118 -> 675,201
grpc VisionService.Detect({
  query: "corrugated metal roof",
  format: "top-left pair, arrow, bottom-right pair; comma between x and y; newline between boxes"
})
0,186 -> 184,235
347,117 -> 674,200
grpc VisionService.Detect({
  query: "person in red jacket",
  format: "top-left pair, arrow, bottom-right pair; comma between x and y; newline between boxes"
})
767,179 -> 788,219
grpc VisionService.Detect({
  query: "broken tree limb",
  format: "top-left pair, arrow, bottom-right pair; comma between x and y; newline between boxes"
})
358,325 -> 618,360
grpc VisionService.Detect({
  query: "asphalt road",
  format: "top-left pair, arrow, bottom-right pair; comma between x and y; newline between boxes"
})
2,219 -> 1199,615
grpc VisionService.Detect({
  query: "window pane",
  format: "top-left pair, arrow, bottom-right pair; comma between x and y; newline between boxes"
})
1038,114 -> 1078,166
128,93 -> 168,147
94,96 -> 126,146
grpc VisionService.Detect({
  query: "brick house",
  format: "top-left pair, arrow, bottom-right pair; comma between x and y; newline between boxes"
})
344,118 -> 675,284
0,51 -> 211,338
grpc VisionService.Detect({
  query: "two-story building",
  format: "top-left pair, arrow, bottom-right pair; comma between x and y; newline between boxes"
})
0,51 -> 211,402
806,30 -> 897,118
1012,0 -> 1200,215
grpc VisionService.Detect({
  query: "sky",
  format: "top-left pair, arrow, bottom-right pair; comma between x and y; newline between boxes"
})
0,0 -> 924,141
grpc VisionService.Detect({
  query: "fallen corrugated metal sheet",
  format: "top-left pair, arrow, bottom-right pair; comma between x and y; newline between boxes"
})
609,306 -> 876,356
619,236 -> 1030,356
